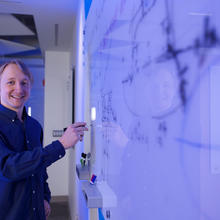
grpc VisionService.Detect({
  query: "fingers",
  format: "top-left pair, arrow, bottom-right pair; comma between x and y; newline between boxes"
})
67,123 -> 88,135
72,122 -> 87,128
60,122 -> 88,149
71,122 -> 88,142
76,129 -> 87,142
75,126 -> 88,132
79,135 -> 84,142
44,200 -> 51,218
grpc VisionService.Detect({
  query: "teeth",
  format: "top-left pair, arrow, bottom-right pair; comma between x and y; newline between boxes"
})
12,95 -> 24,99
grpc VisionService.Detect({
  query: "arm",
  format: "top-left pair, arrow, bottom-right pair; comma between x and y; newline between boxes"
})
0,122 -> 88,182
0,134 -> 65,181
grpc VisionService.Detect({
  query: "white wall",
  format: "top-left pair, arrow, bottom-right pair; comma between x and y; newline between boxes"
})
44,51 -> 72,196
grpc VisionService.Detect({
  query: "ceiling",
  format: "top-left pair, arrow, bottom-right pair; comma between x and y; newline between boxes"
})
0,0 -> 79,59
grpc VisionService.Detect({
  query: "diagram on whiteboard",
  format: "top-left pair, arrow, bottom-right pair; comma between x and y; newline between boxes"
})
85,0 -> 220,219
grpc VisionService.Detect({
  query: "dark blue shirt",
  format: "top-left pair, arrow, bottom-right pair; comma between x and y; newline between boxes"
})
0,104 -> 65,220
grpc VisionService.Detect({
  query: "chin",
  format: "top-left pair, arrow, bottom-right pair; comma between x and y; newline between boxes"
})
11,103 -> 24,110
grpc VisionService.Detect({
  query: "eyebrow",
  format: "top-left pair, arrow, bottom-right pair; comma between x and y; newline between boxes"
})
6,78 -> 15,81
6,77 -> 29,81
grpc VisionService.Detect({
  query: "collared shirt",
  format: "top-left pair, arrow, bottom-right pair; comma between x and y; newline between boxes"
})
0,104 -> 65,220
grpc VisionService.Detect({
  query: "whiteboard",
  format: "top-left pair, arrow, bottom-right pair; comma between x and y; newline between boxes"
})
84,0 -> 220,219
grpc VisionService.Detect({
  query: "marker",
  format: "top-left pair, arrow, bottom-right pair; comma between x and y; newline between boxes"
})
89,124 -> 103,128
90,174 -> 97,184
63,123 -> 88,132
90,123 -> 114,128
87,152 -> 91,161
80,153 -> 87,167
81,153 -> 87,158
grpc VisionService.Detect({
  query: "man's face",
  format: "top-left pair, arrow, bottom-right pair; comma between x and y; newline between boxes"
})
0,63 -> 31,113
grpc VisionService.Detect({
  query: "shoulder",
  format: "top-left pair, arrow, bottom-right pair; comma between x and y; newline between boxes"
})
26,116 -> 43,131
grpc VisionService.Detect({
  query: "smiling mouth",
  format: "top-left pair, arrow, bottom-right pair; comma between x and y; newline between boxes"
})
11,95 -> 25,100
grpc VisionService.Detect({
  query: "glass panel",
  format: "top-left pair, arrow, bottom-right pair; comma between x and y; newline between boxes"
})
85,0 -> 220,219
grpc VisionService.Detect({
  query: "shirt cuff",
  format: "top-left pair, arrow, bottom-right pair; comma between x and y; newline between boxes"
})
43,140 -> 66,167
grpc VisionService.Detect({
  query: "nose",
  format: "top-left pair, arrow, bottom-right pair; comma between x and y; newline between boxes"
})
14,82 -> 23,92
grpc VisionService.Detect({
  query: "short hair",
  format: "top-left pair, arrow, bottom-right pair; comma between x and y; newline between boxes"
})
0,59 -> 34,85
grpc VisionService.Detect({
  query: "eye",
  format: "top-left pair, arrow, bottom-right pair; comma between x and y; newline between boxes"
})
7,80 -> 15,85
21,81 -> 29,86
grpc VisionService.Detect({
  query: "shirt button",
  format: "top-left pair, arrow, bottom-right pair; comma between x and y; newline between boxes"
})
59,155 -> 62,158
32,190 -> 35,194
27,140 -> 30,144
32,174 -> 34,177
33,208 -> 36,211
12,119 -> 15,122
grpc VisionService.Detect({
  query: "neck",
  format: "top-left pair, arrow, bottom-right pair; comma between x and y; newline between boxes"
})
17,108 -> 23,122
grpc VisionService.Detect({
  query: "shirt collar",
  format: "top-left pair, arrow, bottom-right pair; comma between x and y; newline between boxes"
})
0,104 -> 27,121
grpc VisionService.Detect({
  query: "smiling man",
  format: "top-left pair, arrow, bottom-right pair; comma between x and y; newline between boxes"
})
0,61 -> 31,121
0,60 -> 88,220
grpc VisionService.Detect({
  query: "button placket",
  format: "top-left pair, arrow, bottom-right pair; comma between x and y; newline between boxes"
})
31,167 -> 37,213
